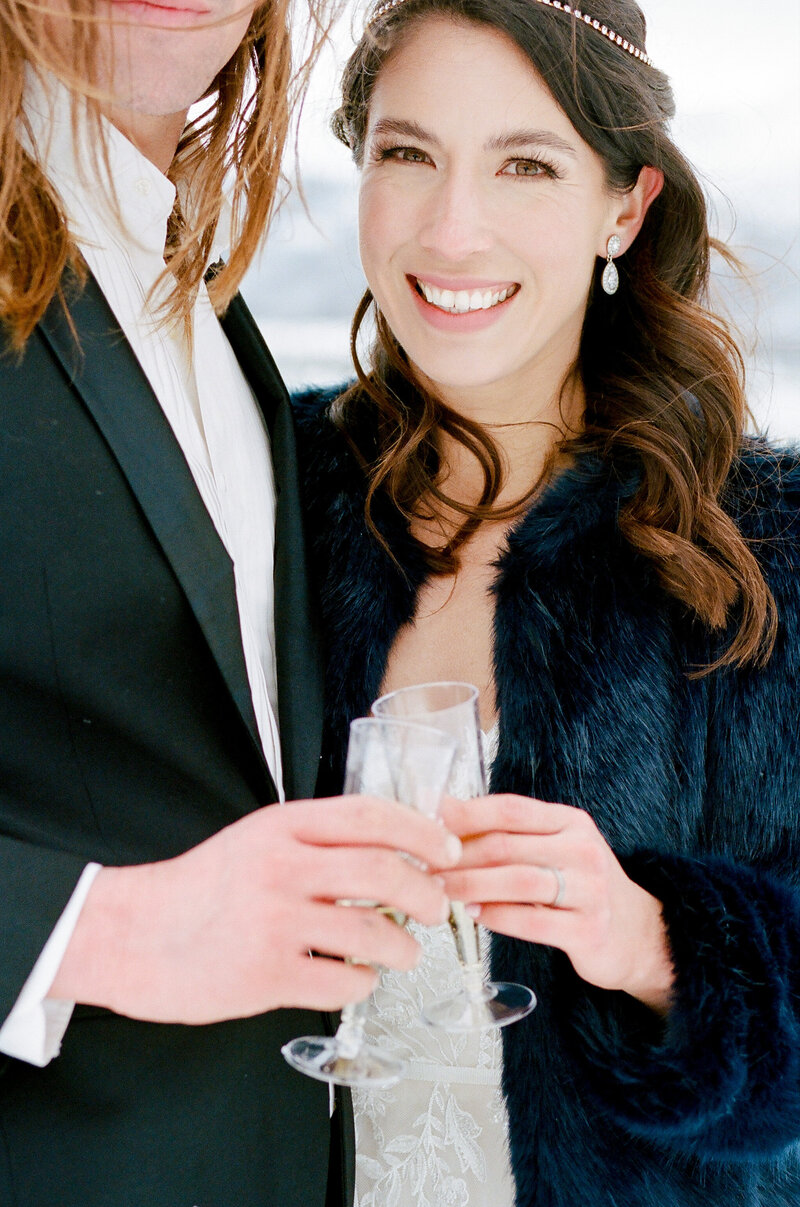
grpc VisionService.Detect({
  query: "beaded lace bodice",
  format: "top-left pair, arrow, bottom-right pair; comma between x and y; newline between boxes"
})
353,725 -> 515,1207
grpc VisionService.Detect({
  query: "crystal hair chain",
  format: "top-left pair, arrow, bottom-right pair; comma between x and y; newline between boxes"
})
371,0 -> 655,68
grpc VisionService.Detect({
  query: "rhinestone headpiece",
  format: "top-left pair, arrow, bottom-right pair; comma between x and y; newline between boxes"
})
370,0 -> 655,68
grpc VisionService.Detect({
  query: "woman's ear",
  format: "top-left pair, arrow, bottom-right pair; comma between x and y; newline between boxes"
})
606,166 -> 665,253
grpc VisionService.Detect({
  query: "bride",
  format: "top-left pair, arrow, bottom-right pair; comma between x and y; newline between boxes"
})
293,0 -> 800,1204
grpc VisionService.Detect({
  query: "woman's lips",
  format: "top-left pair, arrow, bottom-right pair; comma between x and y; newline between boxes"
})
407,274 -> 520,332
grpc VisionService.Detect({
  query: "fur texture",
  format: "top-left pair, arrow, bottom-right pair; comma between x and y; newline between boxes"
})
294,387 -> 800,1207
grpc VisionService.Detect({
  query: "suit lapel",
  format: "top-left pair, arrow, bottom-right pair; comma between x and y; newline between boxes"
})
39,274 -> 275,796
220,295 -> 325,804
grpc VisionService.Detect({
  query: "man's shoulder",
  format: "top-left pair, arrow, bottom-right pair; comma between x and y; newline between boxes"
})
0,312 -> 67,390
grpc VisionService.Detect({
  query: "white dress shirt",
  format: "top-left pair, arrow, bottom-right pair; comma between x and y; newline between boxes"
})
0,74 -> 284,1066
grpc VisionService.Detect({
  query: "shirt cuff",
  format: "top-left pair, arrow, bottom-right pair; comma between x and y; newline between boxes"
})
0,862 -> 102,1067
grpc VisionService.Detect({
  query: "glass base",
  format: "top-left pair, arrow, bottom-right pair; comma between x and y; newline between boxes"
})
422,981 -> 536,1031
281,1036 -> 407,1088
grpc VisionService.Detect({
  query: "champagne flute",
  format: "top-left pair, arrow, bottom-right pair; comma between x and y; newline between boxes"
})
281,716 -> 457,1087
372,681 -> 537,1031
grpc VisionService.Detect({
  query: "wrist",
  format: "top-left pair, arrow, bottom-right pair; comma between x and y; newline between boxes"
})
620,891 -> 675,1015
48,864 -> 164,1014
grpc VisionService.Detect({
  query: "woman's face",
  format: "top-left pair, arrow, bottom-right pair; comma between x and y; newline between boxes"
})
358,16 -> 623,412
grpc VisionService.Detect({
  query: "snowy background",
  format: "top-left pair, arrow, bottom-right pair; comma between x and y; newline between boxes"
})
242,0 -> 800,442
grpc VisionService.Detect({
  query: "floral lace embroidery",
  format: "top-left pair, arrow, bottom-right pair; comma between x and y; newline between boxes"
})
353,725 -> 515,1207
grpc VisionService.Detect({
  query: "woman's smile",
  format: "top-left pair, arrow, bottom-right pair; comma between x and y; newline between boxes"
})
408,273 -> 521,330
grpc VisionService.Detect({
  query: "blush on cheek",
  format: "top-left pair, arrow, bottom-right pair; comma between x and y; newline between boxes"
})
358,184 -> 404,274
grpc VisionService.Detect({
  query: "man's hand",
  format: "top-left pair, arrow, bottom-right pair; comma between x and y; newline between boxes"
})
50,796 -> 461,1023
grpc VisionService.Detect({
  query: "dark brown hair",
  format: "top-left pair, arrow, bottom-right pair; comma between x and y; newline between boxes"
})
0,0 -> 336,347
332,0 -> 776,672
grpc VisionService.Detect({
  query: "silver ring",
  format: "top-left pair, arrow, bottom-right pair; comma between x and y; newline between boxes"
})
548,867 -> 566,909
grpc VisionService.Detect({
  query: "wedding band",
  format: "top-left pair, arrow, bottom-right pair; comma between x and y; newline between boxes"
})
548,867 -> 566,909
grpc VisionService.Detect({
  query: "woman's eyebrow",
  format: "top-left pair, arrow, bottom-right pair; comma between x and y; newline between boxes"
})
368,117 -> 439,146
367,119 -> 577,158
486,130 -> 578,156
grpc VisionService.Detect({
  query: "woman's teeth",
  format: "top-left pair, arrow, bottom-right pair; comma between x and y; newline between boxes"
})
416,279 -> 515,313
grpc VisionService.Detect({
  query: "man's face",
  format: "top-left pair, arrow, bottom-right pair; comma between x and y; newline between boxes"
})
98,0 -> 258,117
54,0 -> 260,126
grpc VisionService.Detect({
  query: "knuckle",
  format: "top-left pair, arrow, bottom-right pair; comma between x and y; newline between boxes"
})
573,809 -> 600,839
584,916 -> 606,952
496,795 -> 527,831
485,832 -> 512,864
374,848 -> 405,891
594,899 -> 613,933
439,872 -> 466,903
356,906 -> 383,937
265,896 -> 297,942
511,866 -> 539,900
344,793 -> 395,833
580,841 -> 607,878
345,964 -> 380,1003
391,930 -> 421,971
269,840 -> 304,881
355,913 -> 415,970
417,887 -> 449,928
346,794 -> 377,830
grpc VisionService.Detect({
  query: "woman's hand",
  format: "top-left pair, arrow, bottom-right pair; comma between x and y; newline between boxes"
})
439,794 -> 675,1013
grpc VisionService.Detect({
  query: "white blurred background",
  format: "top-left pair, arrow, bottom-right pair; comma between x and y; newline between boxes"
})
242,0 -> 800,442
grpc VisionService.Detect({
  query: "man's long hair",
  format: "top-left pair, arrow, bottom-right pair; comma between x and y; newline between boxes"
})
0,0 -> 333,348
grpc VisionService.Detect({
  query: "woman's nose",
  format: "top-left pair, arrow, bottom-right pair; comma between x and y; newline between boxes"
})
417,172 -> 493,262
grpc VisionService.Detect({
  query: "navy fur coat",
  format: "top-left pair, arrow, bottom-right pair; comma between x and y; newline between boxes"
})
293,388 -> 800,1207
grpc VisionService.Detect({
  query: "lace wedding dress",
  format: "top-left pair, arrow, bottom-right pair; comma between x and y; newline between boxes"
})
353,726 -> 516,1207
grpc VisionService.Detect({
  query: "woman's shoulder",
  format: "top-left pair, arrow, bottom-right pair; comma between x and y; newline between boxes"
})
725,435 -> 800,540
290,382 -> 352,452
290,383 -> 344,429
290,382 -> 365,511
723,437 -> 800,603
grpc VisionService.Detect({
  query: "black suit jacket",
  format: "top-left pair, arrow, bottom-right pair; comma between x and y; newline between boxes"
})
0,275 -> 353,1206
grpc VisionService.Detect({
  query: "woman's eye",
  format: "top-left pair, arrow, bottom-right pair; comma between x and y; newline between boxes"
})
377,146 -> 432,165
499,159 -> 557,178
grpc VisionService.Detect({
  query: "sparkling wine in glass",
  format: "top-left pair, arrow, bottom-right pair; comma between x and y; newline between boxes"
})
281,716 -> 457,1087
372,681 -> 537,1031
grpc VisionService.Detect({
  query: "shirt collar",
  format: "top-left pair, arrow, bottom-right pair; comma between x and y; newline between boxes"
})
22,67 -> 177,261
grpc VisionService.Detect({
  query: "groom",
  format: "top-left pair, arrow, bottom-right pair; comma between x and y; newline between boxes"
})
0,0 -> 456,1203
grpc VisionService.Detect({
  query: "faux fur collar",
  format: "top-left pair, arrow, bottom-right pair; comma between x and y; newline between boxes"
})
293,387 -> 800,1206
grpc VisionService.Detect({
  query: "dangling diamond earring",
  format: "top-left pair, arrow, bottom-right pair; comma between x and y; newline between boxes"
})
601,234 -> 621,295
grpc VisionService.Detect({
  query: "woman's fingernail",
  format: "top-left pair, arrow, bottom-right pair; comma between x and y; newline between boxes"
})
445,834 -> 463,863
466,903 -> 482,919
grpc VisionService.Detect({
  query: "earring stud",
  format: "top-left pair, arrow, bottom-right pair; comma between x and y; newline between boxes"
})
601,234 -> 621,295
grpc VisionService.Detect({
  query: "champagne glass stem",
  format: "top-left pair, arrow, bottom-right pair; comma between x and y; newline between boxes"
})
372,682 -> 537,1031
448,901 -> 483,992
333,999 -> 368,1061
281,716 -> 458,1086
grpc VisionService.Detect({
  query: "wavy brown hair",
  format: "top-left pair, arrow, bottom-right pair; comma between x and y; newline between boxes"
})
0,0 -> 336,348
332,0 -> 776,673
